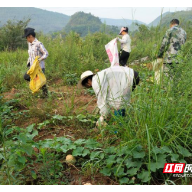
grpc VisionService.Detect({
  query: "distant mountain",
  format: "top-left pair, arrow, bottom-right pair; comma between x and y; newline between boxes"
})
0,7 -> 70,33
159,10 -> 192,27
100,18 -> 145,26
65,12 -> 119,36
148,12 -> 171,27
148,10 -> 192,27
5,7 -> 188,35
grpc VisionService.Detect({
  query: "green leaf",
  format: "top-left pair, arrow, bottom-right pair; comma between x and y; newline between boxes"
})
76,114 -> 86,120
152,154 -> 167,169
100,153 -> 105,159
60,145 -> 69,153
117,146 -> 131,156
21,144 -> 33,156
128,179 -> 135,184
152,146 -> 163,154
5,128 -> 14,137
179,159 -> 187,163
106,155 -> 116,167
26,124 -> 35,133
0,153 -> 4,160
27,129 -> 38,140
40,140 -> 53,148
171,154 -> 179,162
125,158 -> 142,169
72,147 -> 84,156
104,146 -> 116,154
138,171 -> 151,183
18,156 -> 26,164
161,146 -> 172,154
177,145 -> 191,157
149,162 -> 157,172
132,150 -> 145,159
17,133 -> 27,143
119,177 -> 129,185
100,167 -> 111,176
52,115 -> 66,120
85,139 -> 101,149
57,137 -> 72,145
74,139 -> 85,145
114,167 -> 126,177
67,144 -> 76,150
116,157 -> 124,164
127,168 -> 138,175
90,151 -> 101,160
79,119 -> 90,122
82,149 -> 90,157
31,170 -> 37,179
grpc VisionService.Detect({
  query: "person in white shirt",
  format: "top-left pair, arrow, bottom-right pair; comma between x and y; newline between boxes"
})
117,27 -> 131,66
78,66 -> 139,125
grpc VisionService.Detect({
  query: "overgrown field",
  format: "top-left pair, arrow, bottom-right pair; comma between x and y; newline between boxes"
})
0,22 -> 192,185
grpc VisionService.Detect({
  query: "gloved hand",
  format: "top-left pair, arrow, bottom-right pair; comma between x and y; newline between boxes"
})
96,116 -> 105,127
116,37 -> 119,41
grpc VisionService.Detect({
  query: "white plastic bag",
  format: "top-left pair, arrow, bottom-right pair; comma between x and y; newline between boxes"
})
105,38 -> 119,66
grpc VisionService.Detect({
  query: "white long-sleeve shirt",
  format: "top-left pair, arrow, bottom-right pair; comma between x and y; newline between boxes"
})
27,38 -> 48,69
92,66 -> 134,116
118,34 -> 131,53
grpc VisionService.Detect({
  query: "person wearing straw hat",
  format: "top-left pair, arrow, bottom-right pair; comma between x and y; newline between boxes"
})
117,27 -> 131,66
78,66 -> 139,126
23,27 -> 49,98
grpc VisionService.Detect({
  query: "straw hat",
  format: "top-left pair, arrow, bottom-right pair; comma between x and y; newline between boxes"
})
77,71 -> 94,89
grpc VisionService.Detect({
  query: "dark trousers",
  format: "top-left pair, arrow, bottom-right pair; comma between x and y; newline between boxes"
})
24,68 -> 48,95
119,50 -> 130,66
114,109 -> 126,117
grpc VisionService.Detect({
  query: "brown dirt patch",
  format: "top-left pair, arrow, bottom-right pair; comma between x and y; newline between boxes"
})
69,169 -> 118,185
3,88 -> 18,100
15,117 -> 40,128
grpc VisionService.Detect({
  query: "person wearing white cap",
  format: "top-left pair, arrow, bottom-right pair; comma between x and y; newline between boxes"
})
78,66 -> 139,126
117,27 -> 131,66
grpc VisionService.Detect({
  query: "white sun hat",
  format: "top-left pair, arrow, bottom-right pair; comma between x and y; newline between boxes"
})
77,70 -> 94,89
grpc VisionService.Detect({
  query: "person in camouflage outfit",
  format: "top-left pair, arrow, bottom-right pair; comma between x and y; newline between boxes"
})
158,19 -> 187,65
157,19 -> 187,79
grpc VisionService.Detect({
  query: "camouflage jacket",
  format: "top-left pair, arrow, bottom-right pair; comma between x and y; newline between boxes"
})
158,25 -> 187,64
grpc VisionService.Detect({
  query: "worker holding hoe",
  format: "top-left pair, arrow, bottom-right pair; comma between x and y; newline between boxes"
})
23,27 -> 49,97
78,66 -> 139,126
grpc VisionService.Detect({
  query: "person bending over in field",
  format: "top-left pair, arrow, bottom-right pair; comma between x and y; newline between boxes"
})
23,28 -> 49,98
78,66 -> 139,126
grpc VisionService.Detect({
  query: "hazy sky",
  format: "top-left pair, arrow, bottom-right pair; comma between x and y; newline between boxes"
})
38,7 -> 187,24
